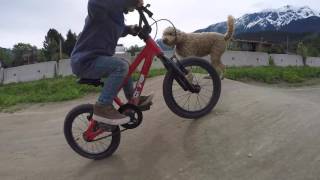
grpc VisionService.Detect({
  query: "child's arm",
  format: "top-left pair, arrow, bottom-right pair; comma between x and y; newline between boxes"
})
88,0 -> 139,18
113,0 -> 140,10
122,25 -> 140,37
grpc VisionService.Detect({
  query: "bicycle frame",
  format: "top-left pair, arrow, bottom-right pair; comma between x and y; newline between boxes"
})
114,37 -> 163,106
113,6 -> 198,107
70,5 -> 218,149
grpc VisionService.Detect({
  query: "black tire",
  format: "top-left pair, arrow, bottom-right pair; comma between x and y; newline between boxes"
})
163,58 -> 221,119
64,104 -> 121,160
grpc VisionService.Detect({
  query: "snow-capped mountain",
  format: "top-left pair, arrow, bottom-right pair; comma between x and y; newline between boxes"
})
196,5 -> 320,34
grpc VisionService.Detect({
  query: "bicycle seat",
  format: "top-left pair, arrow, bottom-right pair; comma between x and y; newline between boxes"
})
78,78 -> 104,87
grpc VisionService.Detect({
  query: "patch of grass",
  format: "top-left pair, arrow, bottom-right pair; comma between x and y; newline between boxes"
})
0,69 -> 168,111
5,66 -> 318,111
132,68 -> 166,80
0,76 -> 101,111
225,66 -> 320,84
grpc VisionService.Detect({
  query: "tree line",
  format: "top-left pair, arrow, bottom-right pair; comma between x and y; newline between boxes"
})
235,31 -> 320,56
0,29 -> 77,68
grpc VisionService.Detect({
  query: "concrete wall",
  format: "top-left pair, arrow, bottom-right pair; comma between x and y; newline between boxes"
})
58,59 -> 73,76
160,51 -> 269,67
1,51 -> 319,85
0,68 -> 4,84
306,57 -> 320,67
270,54 -> 303,67
221,51 -> 269,67
3,61 -> 56,84
57,55 -> 131,77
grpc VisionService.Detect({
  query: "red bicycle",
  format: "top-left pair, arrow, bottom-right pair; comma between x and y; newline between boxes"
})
64,5 -> 221,160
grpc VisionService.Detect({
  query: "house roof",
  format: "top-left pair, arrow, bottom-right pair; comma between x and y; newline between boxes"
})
232,39 -> 273,46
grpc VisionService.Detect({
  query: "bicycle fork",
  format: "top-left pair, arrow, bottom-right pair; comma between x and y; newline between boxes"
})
158,55 -> 200,93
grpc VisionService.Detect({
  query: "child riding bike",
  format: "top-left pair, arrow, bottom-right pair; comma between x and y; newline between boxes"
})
65,3 -> 221,159
71,0 -> 153,126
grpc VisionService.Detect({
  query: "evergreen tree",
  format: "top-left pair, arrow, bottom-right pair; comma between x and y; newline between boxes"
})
297,42 -> 308,65
64,30 -> 77,56
43,29 -> 64,61
0,48 -> 12,67
126,45 -> 142,56
12,43 -> 34,66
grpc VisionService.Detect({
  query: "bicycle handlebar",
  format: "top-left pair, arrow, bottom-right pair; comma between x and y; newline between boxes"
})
134,4 -> 154,40
136,4 -> 153,28
138,4 -> 153,17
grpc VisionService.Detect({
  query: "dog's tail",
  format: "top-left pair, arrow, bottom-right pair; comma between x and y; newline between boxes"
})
224,15 -> 235,41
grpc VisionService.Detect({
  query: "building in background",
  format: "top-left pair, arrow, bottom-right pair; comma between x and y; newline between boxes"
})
229,39 -> 273,52
115,44 -> 126,54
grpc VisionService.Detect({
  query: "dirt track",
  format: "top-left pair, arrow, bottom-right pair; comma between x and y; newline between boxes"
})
1,77 -> 320,180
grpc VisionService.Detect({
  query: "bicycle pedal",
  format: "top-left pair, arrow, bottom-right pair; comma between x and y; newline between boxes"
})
139,102 -> 153,112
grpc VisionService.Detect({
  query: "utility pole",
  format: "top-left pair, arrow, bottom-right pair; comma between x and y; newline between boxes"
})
286,36 -> 289,54
259,37 -> 264,51
59,38 -> 63,60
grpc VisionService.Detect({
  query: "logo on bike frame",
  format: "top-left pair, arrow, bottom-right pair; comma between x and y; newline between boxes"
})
133,75 -> 145,97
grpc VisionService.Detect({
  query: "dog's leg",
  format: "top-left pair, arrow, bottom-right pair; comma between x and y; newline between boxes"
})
210,46 -> 225,80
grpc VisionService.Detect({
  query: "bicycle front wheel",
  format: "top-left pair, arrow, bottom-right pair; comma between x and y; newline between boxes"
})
163,58 -> 221,119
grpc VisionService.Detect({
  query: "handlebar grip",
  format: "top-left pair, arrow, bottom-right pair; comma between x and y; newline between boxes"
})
142,7 -> 153,17
136,5 -> 153,17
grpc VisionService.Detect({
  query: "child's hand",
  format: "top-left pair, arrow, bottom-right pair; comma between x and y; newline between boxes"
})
128,25 -> 141,36
137,0 -> 144,7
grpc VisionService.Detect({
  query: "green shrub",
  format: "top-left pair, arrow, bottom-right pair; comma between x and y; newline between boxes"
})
225,66 -> 320,84
268,57 -> 275,66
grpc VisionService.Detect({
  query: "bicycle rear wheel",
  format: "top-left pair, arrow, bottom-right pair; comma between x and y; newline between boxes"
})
163,58 -> 221,119
64,104 -> 121,160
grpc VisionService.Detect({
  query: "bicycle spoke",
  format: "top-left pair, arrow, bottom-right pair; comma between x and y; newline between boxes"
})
173,92 -> 192,99
99,141 -> 107,152
80,114 -> 89,123
74,135 -> 82,142
198,94 -> 209,106
73,125 -> 85,133
94,142 -> 101,153
92,143 -> 97,153
193,73 -> 200,85
201,87 -> 213,93
70,113 -> 114,155
182,94 -> 192,109
97,139 -> 108,147
94,143 -> 102,153
199,93 -> 212,100
169,62 -> 220,114
196,95 -> 202,110
90,144 -> 94,153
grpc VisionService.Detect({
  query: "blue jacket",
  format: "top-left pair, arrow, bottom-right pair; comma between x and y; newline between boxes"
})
71,0 -> 137,76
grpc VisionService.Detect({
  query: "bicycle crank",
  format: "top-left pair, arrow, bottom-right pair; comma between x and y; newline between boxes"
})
118,104 -> 143,129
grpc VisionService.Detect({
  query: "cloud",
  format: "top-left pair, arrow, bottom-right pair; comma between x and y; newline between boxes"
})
1,0 -> 319,48
0,0 -> 87,48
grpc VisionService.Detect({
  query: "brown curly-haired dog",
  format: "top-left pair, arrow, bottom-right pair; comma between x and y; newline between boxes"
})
162,16 -> 235,78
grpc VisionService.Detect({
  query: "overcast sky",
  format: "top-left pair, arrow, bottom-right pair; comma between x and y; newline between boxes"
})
0,0 -> 319,49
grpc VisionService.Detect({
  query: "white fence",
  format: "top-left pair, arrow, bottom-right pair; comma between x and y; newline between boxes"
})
3,61 -> 56,84
269,54 -> 304,67
0,51 -> 319,85
57,59 -> 73,76
221,51 -> 269,67
306,57 -> 320,67
0,68 -> 4,83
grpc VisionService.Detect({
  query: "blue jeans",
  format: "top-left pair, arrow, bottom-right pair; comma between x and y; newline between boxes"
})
79,56 -> 134,105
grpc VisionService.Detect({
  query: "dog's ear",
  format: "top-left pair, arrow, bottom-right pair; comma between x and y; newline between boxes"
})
174,29 -> 182,37
163,27 -> 173,35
